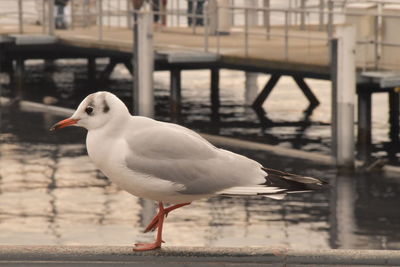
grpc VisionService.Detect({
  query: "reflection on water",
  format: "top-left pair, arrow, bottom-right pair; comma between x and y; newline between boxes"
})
1,105 -> 400,249
1,60 -> 398,165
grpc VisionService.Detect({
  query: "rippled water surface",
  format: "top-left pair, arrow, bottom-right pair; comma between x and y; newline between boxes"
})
1,104 -> 400,249
2,60 -> 399,165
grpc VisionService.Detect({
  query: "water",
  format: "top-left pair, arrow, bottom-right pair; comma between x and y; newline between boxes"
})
2,102 -> 400,249
2,60 -> 399,165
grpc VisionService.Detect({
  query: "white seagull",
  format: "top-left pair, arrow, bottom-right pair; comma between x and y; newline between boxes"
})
51,91 -> 327,251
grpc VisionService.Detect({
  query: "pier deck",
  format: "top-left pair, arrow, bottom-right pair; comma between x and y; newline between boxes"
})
0,24 -> 330,77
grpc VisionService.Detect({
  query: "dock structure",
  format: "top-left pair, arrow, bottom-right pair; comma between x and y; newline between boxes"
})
1,0 -> 400,168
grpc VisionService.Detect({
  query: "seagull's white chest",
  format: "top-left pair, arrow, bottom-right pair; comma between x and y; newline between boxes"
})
85,130 -> 192,203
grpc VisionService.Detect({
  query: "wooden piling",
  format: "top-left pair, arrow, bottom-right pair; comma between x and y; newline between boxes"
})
210,68 -> 220,121
14,58 -> 24,100
357,87 -> 372,162
244,72 -> 258,106
389,90 -> 400,143
133,3 -> 154,117
331,25 -> 356,169
87,57 -> 96,87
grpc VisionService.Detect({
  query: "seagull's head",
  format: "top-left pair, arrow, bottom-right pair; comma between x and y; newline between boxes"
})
50,91 -> 130,131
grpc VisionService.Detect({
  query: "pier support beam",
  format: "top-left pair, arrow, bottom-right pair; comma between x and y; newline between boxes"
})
389,89 -> 400,143
245,72 -> 258,105
87,57 -> 96,87
251,74 -> 281,108
331,25 -> 356,169
170,69 -> 181,122
133,2 -> 154,117
293,75 -> 320,107
14,58 -> 25,100
357,87 -> 372,162
99,58 -> 118,81
210,68 -> 220,120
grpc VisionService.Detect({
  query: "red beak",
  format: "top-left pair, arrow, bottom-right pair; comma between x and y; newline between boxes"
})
50,118 -> 79,131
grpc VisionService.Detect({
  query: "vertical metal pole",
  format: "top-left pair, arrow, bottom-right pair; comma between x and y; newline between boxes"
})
331,38 -> 338,159
18,0 -> 23,33
107,0 -> 111,27
244,8 -> 249,57
98,0 -> 103,41
133,3 -> 154,117
389,90 -> 400,143
231,0 -> 235,26
133,10 -> 139,113
48,0 -> 55,35
244,0 -> 258,102
284,10 -> 289,60
87,57 -> 96,87
319,0 -> 324,31
300,0 -> 305,30
192,0 -> 197,34
127,0 -> 133,28
117,0 -> 121,27
357,87 -> 372,162
204,3 -> 209,52
70,0 -> 75,29
332,25 -> 356,170
15,58 -> 24,100
263,0 -> 270,40
177,0 -> 180,27
211,67 -> 220,112
374,14 -> 379,70
42,0 -> 47,33
327,0 -> 333,41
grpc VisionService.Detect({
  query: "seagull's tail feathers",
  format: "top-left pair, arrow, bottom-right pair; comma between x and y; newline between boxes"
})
261,167 -> 329,193
218,167 -> 328,200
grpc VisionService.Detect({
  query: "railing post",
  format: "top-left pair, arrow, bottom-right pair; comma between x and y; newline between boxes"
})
191,0 -> 197,34
318,0 -> 324,31
284,10 -> 289,60
327,0 -> 334,41
48,0 -> 55,35
98,0 -> 103,41
18,0 -> 23,33
42,0 -> 46,33
263,0 -> 270,40
70,0 -> 75,29
374,14 -> 379,70
331,25 -> 356,170
244,8 -> 249,57
300,0 -> 305,30
203,2 -> 209,52
127,0 -> 133,28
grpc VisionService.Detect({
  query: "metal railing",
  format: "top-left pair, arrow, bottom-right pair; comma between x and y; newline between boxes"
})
1,0 -> 400,70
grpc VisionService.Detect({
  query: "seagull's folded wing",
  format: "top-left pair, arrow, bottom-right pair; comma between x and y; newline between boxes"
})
123,123 -> 265,195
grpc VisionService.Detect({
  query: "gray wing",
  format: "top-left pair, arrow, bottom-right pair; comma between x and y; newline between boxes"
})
124,123 -> 265,195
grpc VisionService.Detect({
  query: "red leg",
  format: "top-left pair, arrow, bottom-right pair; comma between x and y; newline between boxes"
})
143,202 -> 191,233
134,202 -> 166,251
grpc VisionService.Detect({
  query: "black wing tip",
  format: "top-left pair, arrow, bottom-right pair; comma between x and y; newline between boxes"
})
261,167 -> 329,192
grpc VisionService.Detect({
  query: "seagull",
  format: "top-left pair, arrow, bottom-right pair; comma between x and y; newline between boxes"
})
50,91 -> 327,251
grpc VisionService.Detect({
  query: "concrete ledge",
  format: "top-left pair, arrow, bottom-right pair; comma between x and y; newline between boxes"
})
0,246 -> 400,266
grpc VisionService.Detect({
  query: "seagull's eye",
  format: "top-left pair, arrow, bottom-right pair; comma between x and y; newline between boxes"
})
85,106 -> 94,115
